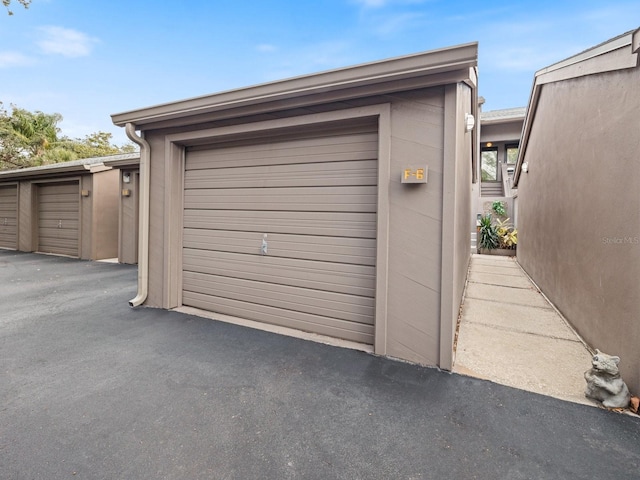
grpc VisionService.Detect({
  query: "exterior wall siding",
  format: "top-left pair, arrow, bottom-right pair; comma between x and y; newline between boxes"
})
517,67 -> 640,393
385,87 -> 445,365
146,133 -> 169,308
140,84 -> 474,368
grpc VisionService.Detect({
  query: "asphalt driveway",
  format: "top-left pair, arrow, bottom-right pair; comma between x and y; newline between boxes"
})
1,250 -> 638,480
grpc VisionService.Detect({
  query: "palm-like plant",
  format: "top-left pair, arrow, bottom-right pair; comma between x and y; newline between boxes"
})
478,215 -> 499,250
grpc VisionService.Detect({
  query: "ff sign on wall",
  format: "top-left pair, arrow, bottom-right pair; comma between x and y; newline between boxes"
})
401,165 -> 428,184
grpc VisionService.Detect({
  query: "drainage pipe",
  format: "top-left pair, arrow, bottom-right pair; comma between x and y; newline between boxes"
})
125,122 -> 150,307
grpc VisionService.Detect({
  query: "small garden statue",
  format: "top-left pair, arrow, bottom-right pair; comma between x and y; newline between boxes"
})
584,349 -> 631,408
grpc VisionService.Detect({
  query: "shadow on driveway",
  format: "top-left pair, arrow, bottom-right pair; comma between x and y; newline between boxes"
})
1,251 -> 638,479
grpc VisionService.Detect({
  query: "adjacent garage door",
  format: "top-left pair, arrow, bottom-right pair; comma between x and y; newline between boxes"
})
38,181 -> 80,257
0,185 -> 18,249
182,122 -> 378,344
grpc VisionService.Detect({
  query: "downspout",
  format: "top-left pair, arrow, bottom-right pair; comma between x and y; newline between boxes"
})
125,122 -> 150,307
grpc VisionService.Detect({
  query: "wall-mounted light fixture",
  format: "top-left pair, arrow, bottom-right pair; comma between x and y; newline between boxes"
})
465,113 -> 475,132
123,171 -> 131,184
522,162 -> 529,173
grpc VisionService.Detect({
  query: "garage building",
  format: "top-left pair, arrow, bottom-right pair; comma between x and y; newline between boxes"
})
0,154 -> 138,261
112,43 -> 478,369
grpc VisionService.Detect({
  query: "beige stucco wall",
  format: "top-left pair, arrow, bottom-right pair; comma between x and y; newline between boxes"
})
141,84 -> 474,368
517,66 -> 640,394
92,169 -> 119,260
118,169 -> 139,264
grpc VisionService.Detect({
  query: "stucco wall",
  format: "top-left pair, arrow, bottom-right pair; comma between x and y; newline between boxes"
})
517,66 -> 640,394
92,169 -> 119,260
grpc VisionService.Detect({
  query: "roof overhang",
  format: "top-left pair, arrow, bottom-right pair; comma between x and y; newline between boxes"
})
103,155 -> 141,169
513,27 -> 639,187
112,42 -> 478,130
0,153 -> 139,181
479,108 -> 526,126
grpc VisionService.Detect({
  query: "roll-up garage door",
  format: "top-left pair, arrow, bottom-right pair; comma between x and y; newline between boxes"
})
182,122 -> 378,344
0,185 -> 18,249
38,181 -> 80,257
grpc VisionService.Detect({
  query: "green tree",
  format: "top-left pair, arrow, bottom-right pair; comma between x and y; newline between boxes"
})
3,0 -> 31,15
58,131 -> 136,159
0,103 -> 137,170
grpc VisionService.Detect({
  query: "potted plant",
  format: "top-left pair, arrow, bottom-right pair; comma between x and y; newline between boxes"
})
478,215 -> 517,256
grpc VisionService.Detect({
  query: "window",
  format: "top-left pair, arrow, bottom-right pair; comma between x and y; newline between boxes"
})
506,144 -> 519,165
481,148 -> 498,181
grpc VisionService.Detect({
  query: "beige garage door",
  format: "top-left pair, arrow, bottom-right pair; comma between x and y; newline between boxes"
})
182,122 -> 378,344
0,185 -> 18,249
38,181 -> 80,257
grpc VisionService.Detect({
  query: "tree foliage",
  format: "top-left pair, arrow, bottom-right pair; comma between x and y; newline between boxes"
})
0,103 -> 136,170
3,0 -> 31,15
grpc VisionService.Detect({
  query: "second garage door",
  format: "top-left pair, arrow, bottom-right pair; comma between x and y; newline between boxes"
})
0,185 -> 18,249
182,122 -> 378,344
38,181 -> 80,257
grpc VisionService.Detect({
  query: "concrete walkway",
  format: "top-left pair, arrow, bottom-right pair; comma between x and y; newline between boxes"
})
454,254 -> 594,405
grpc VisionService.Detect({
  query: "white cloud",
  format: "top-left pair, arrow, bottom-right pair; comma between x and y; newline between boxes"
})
354,0 -> 387,7
373,12 -> 425,35
351,0 -> 428,8
256,44 -> 277,53
0,51 -> 35,68
37,26 -> 99,57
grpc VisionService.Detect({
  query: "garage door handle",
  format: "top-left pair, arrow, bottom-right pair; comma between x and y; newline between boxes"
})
261,234 -> 268,255
58,220 -> 62,228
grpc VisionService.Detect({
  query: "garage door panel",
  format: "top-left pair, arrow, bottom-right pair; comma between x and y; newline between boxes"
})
187,132 -> 378,170
0,185 -> 17,249
184,159 -> 377,189
37,237 -> 78,256
37,183 -> 77,195
183,249 -> 376,297
38,182 -> 79,257
184,186 -> 377,212
38,202 -> 79,213
39,216 -> 79,226
183,272 -> 374,324
182,291 -> 375,344
182,124 -> 378,344
38,227 -> 78,240
183,210 -> 377,238
183,229 -> 376,265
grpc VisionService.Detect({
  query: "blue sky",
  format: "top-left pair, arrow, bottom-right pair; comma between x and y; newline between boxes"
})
1,0 -> 638,145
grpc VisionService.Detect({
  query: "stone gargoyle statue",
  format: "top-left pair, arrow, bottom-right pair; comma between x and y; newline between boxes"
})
584,349 -> 631,408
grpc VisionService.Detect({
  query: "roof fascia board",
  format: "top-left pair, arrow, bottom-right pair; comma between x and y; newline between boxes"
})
480,115 -> 526,126
0,163 -> 106,180
125,68 -> 473,132
514,28 -> 638,187
512,82 -> 539,187
103,157 -> 141,168
112,43 -> 477,128
132,68 -> 472,131
536,31 -> 637,85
